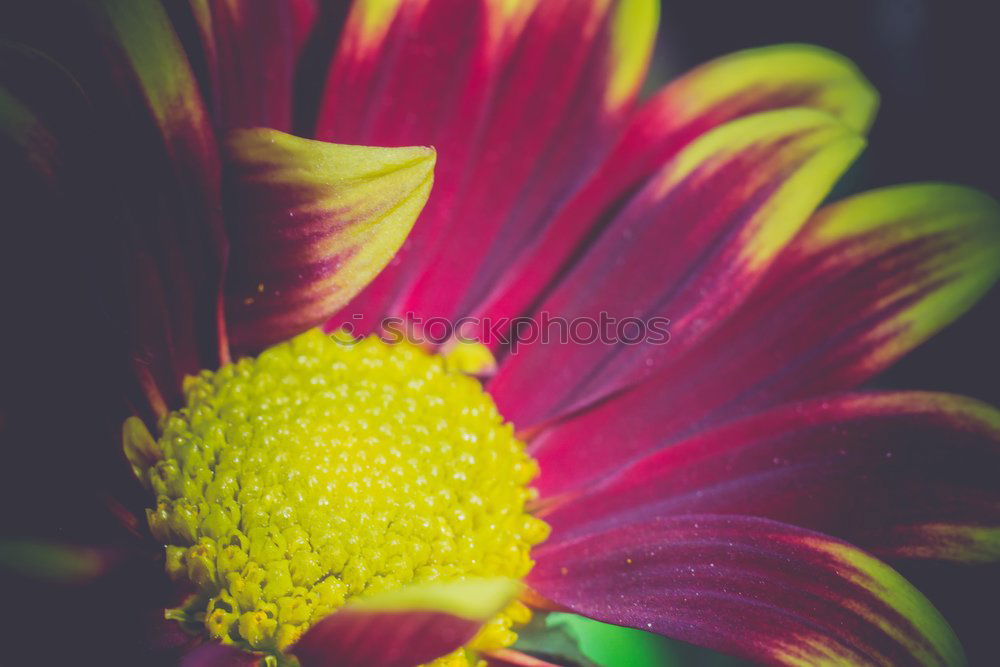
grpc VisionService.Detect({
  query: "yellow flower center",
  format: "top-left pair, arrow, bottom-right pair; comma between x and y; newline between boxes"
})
132,329 -> 548,663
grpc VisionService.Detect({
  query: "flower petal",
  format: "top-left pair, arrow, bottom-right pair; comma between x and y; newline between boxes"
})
475,43 -> 878,325
185,0 -> 318,130
318,0 -> 658,331
738,183 -> 1000,391
291,579 -> 519,667
540,392 -> 1000,564
528,515 -> 964,666
491,108 -> 864,428
526,183 -> 1000,495
2,0 -> 227,414
98,0 -> 230,410
222,128 -> 435,351
485,649 -> 564,666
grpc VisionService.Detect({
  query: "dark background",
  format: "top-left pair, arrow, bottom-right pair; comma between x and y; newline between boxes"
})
651,0 -> 999,407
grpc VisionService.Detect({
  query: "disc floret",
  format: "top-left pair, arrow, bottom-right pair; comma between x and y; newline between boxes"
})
131,330 -> 548,661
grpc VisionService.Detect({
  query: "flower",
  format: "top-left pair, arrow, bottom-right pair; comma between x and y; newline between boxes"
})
2,0 -> 999,666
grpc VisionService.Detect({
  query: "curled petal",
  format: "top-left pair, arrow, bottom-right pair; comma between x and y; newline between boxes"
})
223,128 -> 435,351
528,515 -> 964,666
291,579 -> 519,667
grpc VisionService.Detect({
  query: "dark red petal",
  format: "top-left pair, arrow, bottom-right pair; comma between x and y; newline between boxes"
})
697,183 -> 1000,397
291,578 -> 517,667
186,0 -> 318,130
1,1 -> 227,417
97,0 -> 229,394
476,43 -> 878,327
292,609 -> 481,667
525,183 -> 1000,495
541,392 -> 1000,564
490,108 -> 863,428
318,0 -> 658,332
222,129 -> 434,352
528,514 -> 964,666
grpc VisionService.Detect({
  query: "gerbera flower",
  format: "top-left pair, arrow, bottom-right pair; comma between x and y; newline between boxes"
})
2,0 -> 999,666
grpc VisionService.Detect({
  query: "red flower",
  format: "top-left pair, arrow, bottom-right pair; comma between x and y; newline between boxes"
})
2,1 -> 998,666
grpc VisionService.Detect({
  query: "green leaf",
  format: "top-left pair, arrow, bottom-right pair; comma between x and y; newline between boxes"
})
544,613 -> 749,667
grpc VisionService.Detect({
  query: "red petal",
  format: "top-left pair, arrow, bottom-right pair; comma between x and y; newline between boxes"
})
222,129 -> 435,351
476,43 -> 878,326
702,183 -> 1000,395
490,108 -> 863,428
291,579 -> 517,667
3,0 -> 228,413
292,609 -> 481,667
528,514 -> 964,665
525,183 -> 1000,495
318,0 -> 658,331
186,0 -> 318,130
541,392 -> 1000,563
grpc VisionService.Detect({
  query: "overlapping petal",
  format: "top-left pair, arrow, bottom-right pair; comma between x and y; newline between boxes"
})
291,579 -> 518,667
475,43 -> 879,325
319,0 -> 659,330
185,0 -> 318,130
526,183 -> 1000,494
222,128 -> 435,351
101,0 -> 230,414
528,515 -> 964,666
734,183 -> 1000,393
0,43 -> 81,186
491,107 -> 865,428
540,392 -> 1000,563
2,0 -> 227,417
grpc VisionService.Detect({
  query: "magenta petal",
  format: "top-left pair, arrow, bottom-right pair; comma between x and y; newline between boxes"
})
319,0 -> 656,331
528,514 -> 963,665
540,392 -> 1000,563
475,43 -> 878,328
222,129 -> 434,351
290,579 -> 517,667
186,0 -> 317,130
525,183 -> 1000,496
3,0 -> 228,414
291,609 -> 482,667
490,108 -> 863,428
